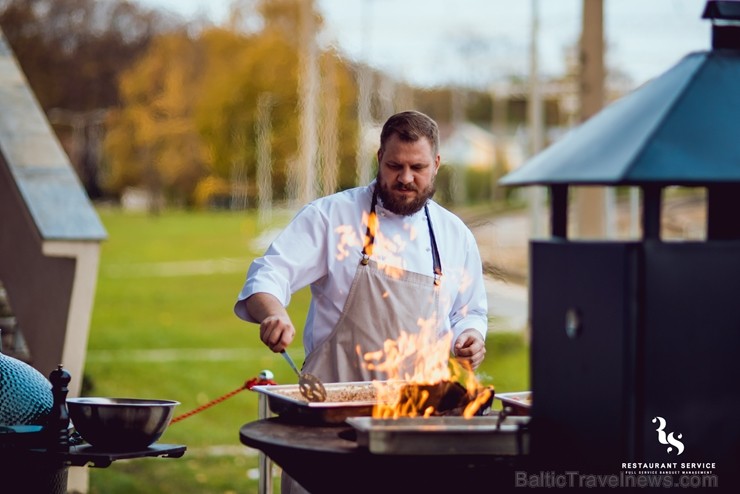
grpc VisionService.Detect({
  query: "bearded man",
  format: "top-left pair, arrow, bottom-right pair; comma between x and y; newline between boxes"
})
235,110 -> 488,382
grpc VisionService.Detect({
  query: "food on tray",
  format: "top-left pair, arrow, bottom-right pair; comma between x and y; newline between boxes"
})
496,392 -> 532,416
273,384 -> 377,403
510,394 -> 532,405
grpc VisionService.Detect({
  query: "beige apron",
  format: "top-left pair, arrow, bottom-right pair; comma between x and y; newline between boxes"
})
302,257 -> 441,382
303,194 -> 443,382
283,194 -> 444,493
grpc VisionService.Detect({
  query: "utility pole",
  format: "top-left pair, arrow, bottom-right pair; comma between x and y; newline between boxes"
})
356,0 -> 373,187
490,81 -> 509,203
256,92 -> 273,226
298,0 -> 319,204
528,0 -> 546,238
320,55 -> 340,196
573,0 -> 615,238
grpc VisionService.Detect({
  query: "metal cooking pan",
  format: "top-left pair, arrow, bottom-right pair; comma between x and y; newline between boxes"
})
347,414 -> 531,455
251,381 -> 377,424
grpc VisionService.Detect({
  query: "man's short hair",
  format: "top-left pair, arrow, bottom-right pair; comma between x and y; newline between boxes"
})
379,110 -> 439,156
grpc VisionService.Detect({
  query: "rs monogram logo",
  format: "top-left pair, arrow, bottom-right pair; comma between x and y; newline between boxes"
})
652,416 -> 685,455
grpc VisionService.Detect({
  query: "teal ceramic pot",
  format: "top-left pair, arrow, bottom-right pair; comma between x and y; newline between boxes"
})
0,350 -> 53,426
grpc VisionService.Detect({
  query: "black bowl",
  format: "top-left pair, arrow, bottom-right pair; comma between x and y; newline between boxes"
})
67,397 -> 179,451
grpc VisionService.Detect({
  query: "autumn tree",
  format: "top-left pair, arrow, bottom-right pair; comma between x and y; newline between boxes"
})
194,26 -> 299,204
0,0 -> 180,198
104,0 -> 361,208
319,49 -> 362,192
104,31 -> 207,207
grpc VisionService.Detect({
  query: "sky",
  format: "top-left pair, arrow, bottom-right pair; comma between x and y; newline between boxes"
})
134,0 -> 712,89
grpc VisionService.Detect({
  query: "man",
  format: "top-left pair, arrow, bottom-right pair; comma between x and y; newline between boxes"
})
235,110 -> 487,383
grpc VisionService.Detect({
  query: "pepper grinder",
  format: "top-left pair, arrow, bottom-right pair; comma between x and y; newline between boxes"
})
46,365 -> 71,452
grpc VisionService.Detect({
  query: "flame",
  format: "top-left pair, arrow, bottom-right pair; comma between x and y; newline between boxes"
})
365,322 -> 491,419
362,211 -> 379,258
357,210 -> 406,279
335,206 -> 491,419
463,387 -> 493,418
335,224 -> 361,261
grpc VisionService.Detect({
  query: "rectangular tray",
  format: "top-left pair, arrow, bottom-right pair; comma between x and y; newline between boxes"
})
251,381 -> 377,424
346,415 -> 530,455
495,391 -> 532,416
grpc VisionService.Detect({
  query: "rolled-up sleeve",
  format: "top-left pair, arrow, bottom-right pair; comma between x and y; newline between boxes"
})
234,204 -> 329,322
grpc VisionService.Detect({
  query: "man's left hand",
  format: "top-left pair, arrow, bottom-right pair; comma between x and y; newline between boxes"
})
453,329 -> 486,370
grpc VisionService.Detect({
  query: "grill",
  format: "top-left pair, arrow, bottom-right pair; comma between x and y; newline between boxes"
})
500,0 -> 740,481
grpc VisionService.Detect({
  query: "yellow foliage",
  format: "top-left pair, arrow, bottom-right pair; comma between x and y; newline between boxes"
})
103,0 -> 360,206
193,175 -> 230,208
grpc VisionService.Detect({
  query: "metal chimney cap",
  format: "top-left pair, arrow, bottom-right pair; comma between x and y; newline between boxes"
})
703,0 -> 740,21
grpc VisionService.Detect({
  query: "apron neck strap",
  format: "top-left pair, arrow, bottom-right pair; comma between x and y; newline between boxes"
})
424,203 -> 443,285
361,186 -> 443,284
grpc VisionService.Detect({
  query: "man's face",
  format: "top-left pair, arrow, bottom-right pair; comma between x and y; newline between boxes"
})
376,133 -> 440,216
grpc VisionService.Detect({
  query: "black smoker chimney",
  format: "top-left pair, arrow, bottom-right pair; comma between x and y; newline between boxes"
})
704,0 -> 740,49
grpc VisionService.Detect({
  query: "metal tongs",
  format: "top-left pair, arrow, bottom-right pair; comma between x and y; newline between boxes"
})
280,349 -> 327,402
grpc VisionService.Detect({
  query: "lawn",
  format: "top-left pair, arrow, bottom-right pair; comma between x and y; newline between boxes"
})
83,207 -> 529,494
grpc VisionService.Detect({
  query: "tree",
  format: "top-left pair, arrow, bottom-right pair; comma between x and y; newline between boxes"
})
0,0 -> 179,198
104,31 -> 207,206
103,0 -> 363,207
0,0 -> 174,112
194,0 -> 360,203
194,26 -> 300,202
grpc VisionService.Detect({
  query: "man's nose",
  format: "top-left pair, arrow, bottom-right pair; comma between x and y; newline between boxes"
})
397,166 -> 413,184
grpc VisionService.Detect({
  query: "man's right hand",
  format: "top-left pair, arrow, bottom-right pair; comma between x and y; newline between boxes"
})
259,314 -> 295,353
245,292 -> 296,353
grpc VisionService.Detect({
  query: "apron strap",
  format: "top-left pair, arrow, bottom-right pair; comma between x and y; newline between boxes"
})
424,203 -> 443,286
360,186 -> 443,284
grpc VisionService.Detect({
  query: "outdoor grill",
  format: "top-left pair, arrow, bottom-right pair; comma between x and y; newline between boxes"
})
240,407 -> 529,493
499,0 -> 740,483
242,380 -> 525,492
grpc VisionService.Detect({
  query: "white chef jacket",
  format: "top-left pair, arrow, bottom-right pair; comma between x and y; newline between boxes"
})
234,181 -> 488,354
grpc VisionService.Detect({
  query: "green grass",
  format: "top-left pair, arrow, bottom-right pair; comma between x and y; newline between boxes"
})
83,208 -> 529,493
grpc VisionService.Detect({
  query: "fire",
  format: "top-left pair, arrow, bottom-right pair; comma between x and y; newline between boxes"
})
335,210 -> 427,279
337,205 -> 492,419
362,211 -> 379,258
361,211 -> 407,279
334,224 -> 360,261
363,322 -> 492,419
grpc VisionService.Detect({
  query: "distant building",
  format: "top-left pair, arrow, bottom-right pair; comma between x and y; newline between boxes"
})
439,122 -> 495,170
439,122 -> 526,173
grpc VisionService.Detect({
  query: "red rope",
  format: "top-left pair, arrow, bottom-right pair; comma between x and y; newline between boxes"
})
170,377 -> 276,424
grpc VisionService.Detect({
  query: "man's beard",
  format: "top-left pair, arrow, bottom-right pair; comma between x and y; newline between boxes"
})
376,177 -> 436,216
